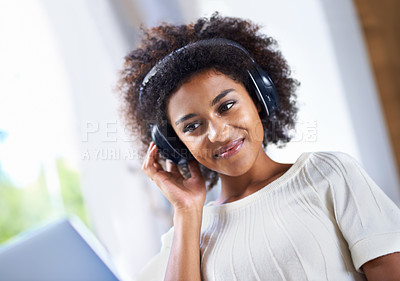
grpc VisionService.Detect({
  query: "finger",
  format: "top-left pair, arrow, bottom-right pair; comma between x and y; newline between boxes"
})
166,160 -> 181,176
142,144 -> 162,178
142,144 -> 154,172
187,160 -> 202,179
150,145 -> 163,169
142,142 -> 155,167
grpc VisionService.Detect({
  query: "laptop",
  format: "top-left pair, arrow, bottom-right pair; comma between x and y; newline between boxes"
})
0,217 -> 121,281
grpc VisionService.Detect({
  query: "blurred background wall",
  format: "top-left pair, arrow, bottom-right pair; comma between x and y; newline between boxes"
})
0,0 -> 399,280
353,0 -> 400,183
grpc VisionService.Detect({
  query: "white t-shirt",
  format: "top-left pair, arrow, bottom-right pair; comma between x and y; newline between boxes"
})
136,151 -> 400,281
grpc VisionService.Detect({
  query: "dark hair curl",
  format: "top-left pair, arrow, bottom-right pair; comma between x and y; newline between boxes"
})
117,12 -> 299,189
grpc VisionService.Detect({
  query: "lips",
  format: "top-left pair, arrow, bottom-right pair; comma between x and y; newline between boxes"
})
214,138 -> 245,159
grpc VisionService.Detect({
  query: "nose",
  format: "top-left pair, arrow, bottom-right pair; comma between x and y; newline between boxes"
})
207,119 -> 230,143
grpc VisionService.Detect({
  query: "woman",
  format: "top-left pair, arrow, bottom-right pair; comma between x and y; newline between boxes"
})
118,13 -> 400,281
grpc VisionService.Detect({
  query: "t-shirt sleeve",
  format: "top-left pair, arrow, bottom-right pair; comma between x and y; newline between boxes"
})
135,227 -> 174,281
319,152 -> 400,272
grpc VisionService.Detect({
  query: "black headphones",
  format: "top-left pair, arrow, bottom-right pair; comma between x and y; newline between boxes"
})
139,38 -> 279,165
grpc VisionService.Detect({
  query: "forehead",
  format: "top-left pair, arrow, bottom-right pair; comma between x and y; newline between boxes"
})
167,70 -> 243,115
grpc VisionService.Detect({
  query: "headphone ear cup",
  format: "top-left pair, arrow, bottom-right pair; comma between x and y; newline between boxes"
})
150,124 -> 194,165
248,66 -> 279,118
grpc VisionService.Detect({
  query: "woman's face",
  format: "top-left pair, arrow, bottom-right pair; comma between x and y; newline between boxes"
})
167,69 -> 265,176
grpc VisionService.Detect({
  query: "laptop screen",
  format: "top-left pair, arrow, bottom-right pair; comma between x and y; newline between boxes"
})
0,218 -> 120,281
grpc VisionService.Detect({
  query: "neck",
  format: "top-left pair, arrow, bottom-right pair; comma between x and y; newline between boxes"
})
216,146 -> 290,205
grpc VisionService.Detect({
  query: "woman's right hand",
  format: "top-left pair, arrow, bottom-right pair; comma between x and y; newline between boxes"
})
141,142 -> 207,213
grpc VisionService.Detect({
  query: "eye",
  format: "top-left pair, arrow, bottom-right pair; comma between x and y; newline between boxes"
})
183,122 -> 200,133
219,101 -> 236,113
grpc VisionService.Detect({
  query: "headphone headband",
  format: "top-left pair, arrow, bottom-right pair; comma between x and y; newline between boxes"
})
139,38 -> 255,102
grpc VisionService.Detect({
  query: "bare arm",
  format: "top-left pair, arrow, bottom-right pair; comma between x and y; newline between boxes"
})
363,252 -> 400,281
165,209 -> 203,281
142,142 -> 206,281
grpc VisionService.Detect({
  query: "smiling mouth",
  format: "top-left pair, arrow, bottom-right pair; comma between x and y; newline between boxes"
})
214,138 -> 245,159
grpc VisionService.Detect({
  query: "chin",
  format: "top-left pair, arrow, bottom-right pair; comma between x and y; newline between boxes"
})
209,156 -> 256,177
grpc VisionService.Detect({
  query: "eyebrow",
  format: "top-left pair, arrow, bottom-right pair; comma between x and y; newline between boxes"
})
175,113 -> 197,126
175,88 -> 234,126
211,89 -> 234,106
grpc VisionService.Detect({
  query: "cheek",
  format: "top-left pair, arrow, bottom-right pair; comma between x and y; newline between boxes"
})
180,135 -> 207,157
238,109 -> 264,142
187,140 -> 212,159
183,137 -> 217,167
254,119 -> 264,142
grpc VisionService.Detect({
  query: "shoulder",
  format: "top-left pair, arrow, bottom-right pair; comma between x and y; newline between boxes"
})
305,151 -> 361,177
298,151 -> 371,196
308,151 -> 358,165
